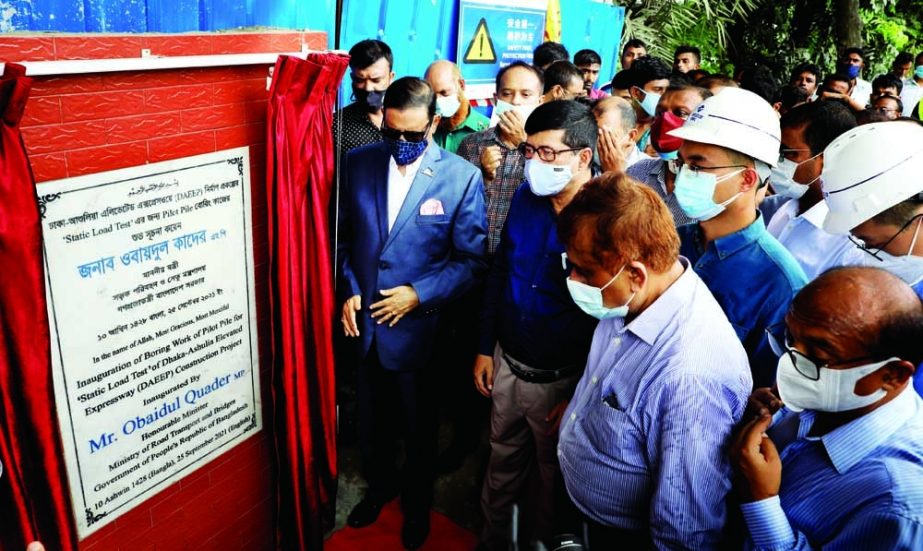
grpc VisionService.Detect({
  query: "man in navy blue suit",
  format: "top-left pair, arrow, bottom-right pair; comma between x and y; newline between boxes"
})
337,76 -> 488,550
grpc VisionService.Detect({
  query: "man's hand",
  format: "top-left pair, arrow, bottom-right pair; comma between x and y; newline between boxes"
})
746,386 -> 784,419
480,145 -> 503,182
732,413 -> 781,503
597,126 -> 627,174
473,354 -> 495,397
370,285 -> 420,327
496,110 -> 527,149
341,295 -> 362,337
545,400 -> 570,436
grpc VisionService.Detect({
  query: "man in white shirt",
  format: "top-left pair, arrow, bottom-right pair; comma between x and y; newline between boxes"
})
763,100 -> 857,279
839,47 -> 872,108
900,51 -> 923,117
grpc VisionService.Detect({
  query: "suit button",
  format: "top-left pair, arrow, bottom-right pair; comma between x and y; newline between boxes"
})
380,261 -> 390,269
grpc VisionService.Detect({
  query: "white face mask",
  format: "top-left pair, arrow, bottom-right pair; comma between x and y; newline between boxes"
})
436,94 -> 461,118
526,158 -> 573,196
770,153 -> 821,199
775,352 -> 896,413
853,217 -> 923,286
566,263 -> 635,320
490,99 -> 538,127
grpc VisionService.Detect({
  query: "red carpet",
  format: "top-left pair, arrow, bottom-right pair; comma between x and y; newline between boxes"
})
326,501 -> 478,551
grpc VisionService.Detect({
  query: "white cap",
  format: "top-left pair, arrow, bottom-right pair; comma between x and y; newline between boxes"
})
822,122 -> 923,234
668,87 -> 781,167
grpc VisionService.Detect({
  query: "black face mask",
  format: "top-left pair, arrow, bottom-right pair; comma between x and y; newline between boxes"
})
353,89 -> 385,112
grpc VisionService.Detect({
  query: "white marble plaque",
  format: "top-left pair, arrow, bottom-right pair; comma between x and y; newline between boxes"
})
38,148 -> 261,538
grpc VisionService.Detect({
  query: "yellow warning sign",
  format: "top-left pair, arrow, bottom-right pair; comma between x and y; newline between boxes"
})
463,18 -> 497,64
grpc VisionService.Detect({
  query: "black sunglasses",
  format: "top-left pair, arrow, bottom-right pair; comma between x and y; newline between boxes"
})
380,120 -> 433,143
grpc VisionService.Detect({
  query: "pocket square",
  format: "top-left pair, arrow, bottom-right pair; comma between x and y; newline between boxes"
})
419,198 -> 445,215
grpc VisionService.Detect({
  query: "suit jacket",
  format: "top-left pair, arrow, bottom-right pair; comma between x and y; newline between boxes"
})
338,142 -> 488,371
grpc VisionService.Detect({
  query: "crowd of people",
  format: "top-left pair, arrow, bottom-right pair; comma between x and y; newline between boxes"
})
332,36 -> 923,550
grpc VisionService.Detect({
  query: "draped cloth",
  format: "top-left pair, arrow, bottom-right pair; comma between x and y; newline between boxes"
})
0,63 -> 77,550
266,53 -> 349,550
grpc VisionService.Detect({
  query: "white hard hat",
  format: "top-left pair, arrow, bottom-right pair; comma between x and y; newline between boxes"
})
821,122 -> 923,234
668,87 -> 781,167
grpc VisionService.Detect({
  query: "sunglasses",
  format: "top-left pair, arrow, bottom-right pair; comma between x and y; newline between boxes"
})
380,120 -> 433,143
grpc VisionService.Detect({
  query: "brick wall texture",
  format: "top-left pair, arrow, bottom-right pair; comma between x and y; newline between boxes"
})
6,30 -> 327,550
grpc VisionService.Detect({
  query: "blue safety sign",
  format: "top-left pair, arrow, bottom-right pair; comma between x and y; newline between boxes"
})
457,0 -> 546,97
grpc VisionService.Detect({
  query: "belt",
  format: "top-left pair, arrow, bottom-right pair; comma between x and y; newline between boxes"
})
502,352 -> 580,384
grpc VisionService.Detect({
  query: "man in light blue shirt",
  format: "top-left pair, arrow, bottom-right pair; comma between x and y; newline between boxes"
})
733,267 -> 923,550
556,173 -> 752,549
764,101 -> 857,280
669,88 -> 808,387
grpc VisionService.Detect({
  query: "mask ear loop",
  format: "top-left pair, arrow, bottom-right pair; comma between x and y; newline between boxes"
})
906,216 -> 923,256
715,167 -> 747,207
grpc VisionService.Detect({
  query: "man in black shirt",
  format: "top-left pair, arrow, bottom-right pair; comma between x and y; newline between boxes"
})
333,40 -> 395,160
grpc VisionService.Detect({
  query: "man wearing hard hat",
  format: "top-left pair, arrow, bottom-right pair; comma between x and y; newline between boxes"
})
820,120 -> 923,396
667,87 -> 809,388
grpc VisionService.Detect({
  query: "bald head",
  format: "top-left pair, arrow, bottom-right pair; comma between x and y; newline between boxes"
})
592,96 -> 636,136
790,267 -> 923,365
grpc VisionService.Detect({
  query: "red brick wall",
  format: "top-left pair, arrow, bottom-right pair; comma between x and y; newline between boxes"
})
6,30 -> 326,550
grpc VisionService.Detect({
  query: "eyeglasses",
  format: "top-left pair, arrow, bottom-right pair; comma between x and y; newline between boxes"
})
765,328 -> 877,380
380,120 -> 433,143
518,143 -> 583,162
849,213 -> 923,261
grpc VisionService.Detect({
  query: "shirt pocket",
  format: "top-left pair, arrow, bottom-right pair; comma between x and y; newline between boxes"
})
585,399 -> 641,462
416,214 -> 450,225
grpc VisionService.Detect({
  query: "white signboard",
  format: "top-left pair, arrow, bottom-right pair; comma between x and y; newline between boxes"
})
38,148 -> 261,538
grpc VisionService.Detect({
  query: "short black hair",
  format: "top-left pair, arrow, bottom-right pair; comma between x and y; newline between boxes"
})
383,77 -> 436,118
893,52 -> 914,66
917,51 -> 923,65
855,108 -> 892,125
622,39 -> 646,54
627,56 -> 672,88
495,61 -> 544,93
872,73 -> 904,95
574,49 -> 602,67
739,64 -> 777,103
775,84 -> 809,111
543,61 -> 584,94
780,100 -> 857,155
534,42 -> 570,68
822,73 -> 853,91
348,39 -> 393,71
674,45 -> 701,63
664,83 -> 712,103
842,47 -> 865,61
524,100 -> 598,154
790,62 -> 822,84
874,93 -> 904,113
609,69 -> 634,90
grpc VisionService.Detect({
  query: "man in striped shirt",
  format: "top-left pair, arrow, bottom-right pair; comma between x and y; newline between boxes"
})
734,267 -> 923,549
556,173 -> 752,549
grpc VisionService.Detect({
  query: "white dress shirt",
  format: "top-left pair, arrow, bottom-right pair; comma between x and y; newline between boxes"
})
766,198 -> 854,279
386,151 -> 425,231
850,77 -> 872,107
900,79 -> 923,116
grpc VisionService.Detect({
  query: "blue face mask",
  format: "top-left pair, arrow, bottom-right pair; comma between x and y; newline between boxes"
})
839,63 -> 861,80
633,87 -> 661,117
387,137 -> 429,166
566,264 -> 635,320
915,65 -> 923,79
674,165 -> 746,221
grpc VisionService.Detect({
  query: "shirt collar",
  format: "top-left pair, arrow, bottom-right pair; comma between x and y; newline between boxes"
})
621,257 -> 694,345
710,213 -> 767,259
799,385 -> 920,474
459,108 -> 488,132
800,200 -> 828,228
651,160 -> 667,193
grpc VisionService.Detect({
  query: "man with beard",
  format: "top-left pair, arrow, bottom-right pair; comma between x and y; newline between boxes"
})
425,60 -> 489,154
333,39 -> 395,159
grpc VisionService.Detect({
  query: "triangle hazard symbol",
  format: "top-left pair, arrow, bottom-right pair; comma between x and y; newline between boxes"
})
463,18 -> 497,64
